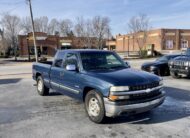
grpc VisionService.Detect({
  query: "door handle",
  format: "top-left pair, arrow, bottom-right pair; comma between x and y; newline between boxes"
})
60,71 -> 64,76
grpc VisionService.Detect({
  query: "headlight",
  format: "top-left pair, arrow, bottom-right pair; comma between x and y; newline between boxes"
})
184,61 -> 189,66
169,60 -> 174,65
150,66 -> 157,70
159,79 -> 164,86
110,86 -> 129,92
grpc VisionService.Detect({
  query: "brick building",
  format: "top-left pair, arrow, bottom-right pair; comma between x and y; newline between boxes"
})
18,32 -> 99,57
105,39 -> 116,50
115,29 -> 190,54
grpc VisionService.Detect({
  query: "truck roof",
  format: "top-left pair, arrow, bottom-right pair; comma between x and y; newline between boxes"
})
57,49 -> 112,53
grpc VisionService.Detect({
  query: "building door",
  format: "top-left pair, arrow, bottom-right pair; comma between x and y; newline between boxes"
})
42,47 -> 48,55
181,39 -> 188,50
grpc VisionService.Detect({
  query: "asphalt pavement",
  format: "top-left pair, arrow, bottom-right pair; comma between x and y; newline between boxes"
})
0,58 -> 190,138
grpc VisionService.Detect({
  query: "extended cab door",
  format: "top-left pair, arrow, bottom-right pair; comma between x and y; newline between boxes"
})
50,52 -> 65,91
59,52 -> 82,99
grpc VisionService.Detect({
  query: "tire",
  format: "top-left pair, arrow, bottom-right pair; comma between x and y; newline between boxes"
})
157,69 -> 161,76
85,90 -> 106,123
170,71 -> 180,79
165,69 -> 170,76
36,76 -> 49,96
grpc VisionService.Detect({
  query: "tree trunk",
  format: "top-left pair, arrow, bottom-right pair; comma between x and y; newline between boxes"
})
13,37 -> 17,61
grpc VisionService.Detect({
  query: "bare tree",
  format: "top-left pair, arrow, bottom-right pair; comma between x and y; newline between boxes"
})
128,14 -> 150,56
48,18 -> 59,35
74,17 -> 94,48
0,28 -> 8,56
21,16 -> 32,34
59,19 -> 73,36
0,13 -> 20,60
92,16 -> 111,49
34,16 -> 49,33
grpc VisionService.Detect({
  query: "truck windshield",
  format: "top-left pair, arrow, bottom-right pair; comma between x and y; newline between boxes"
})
80,52 -> 127,71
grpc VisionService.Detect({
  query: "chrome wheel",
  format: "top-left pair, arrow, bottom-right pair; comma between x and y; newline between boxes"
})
37,80 -> 43,92
88,98 -> 100,117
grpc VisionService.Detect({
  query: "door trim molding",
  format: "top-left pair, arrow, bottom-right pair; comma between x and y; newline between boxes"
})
50,81 -> 80,94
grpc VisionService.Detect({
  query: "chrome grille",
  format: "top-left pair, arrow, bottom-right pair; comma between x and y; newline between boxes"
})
129,82 -> 159,91
129,90 -> 161,100
173,61 -> 186,69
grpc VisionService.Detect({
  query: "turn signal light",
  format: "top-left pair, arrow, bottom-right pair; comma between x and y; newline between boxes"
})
109,95 -> 119,101
108,95 -> 130,101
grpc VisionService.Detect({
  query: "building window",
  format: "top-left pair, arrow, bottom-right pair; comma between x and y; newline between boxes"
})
165,40 -> 174,49
181,39 -> 188,49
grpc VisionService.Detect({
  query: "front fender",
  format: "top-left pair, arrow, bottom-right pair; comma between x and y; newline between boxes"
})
81,75 -> 112,97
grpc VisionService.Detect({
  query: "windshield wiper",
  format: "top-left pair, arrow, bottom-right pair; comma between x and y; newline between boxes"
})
87,66 -> 110,71
110,66 -> 126,69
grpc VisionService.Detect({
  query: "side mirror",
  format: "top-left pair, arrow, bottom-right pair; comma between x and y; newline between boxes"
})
66,64 -> 77,71
125,61 -> 131,68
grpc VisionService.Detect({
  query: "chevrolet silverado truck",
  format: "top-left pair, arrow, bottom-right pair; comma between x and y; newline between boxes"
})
169,48 -> 190,78
32,50 -> 165,123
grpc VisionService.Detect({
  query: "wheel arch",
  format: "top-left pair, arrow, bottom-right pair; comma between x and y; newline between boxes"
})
82,86 -> 104,102
36,72 -> 42,80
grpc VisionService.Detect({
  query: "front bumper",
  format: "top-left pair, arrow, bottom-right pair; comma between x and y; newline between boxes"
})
170,67 -> 190,76
141,67 -> 159,75
104,91 -> 165,117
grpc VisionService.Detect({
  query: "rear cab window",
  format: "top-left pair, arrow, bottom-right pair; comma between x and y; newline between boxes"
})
53,51 -> 65,67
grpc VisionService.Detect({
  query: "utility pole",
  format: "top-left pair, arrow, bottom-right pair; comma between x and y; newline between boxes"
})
27,0 -> 38,62
107,28 -> 110,50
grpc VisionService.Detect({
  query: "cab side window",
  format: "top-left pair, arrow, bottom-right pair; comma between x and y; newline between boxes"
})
63,53 -> 78,68
54,52 -> 65,68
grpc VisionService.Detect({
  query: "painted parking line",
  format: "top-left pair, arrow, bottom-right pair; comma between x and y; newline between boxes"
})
0,74 -> 32,79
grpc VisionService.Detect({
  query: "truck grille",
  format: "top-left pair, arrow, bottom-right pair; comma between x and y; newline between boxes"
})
129,90 -> 161,100
173,61 -> 186,70
115,82 -> 163,105
129,82 -> 159,91
174,61 -> 185,66
116,90 -> 163,105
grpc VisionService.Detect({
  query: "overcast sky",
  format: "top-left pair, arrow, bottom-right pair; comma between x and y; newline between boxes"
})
0,0 -> 190,35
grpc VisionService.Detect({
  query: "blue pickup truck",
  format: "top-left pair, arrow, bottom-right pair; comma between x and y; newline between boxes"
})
33,50 -> 165,123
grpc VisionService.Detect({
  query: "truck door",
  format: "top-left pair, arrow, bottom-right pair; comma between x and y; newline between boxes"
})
58,53 -> 82,99
49,52 -> 65,91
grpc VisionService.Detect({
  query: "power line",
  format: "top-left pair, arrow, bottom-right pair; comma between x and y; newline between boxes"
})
0,0 -> 24,5
0,0 -> 25,15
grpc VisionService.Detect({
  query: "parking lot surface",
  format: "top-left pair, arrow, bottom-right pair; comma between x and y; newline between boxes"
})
0,59 -> 190,138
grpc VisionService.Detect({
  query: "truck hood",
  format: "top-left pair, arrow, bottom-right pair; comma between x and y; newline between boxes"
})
142,61 -> 166,68
85,68 -> 160,86
174,55 -> 190,61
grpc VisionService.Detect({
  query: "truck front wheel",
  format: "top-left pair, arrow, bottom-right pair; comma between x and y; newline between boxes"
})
170,71 -> 180,79
85,90 -> 106,123
37,76 -> 49,96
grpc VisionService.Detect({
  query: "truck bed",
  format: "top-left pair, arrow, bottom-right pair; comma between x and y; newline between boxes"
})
32,61 -> 52,81
39,61 -> 53,65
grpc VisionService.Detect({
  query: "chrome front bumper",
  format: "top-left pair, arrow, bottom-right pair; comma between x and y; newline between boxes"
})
104,91 -> 165,117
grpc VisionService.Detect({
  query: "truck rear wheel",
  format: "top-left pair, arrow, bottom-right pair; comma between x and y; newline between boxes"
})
37,76 -> 49,96
85,90 -> 106,123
